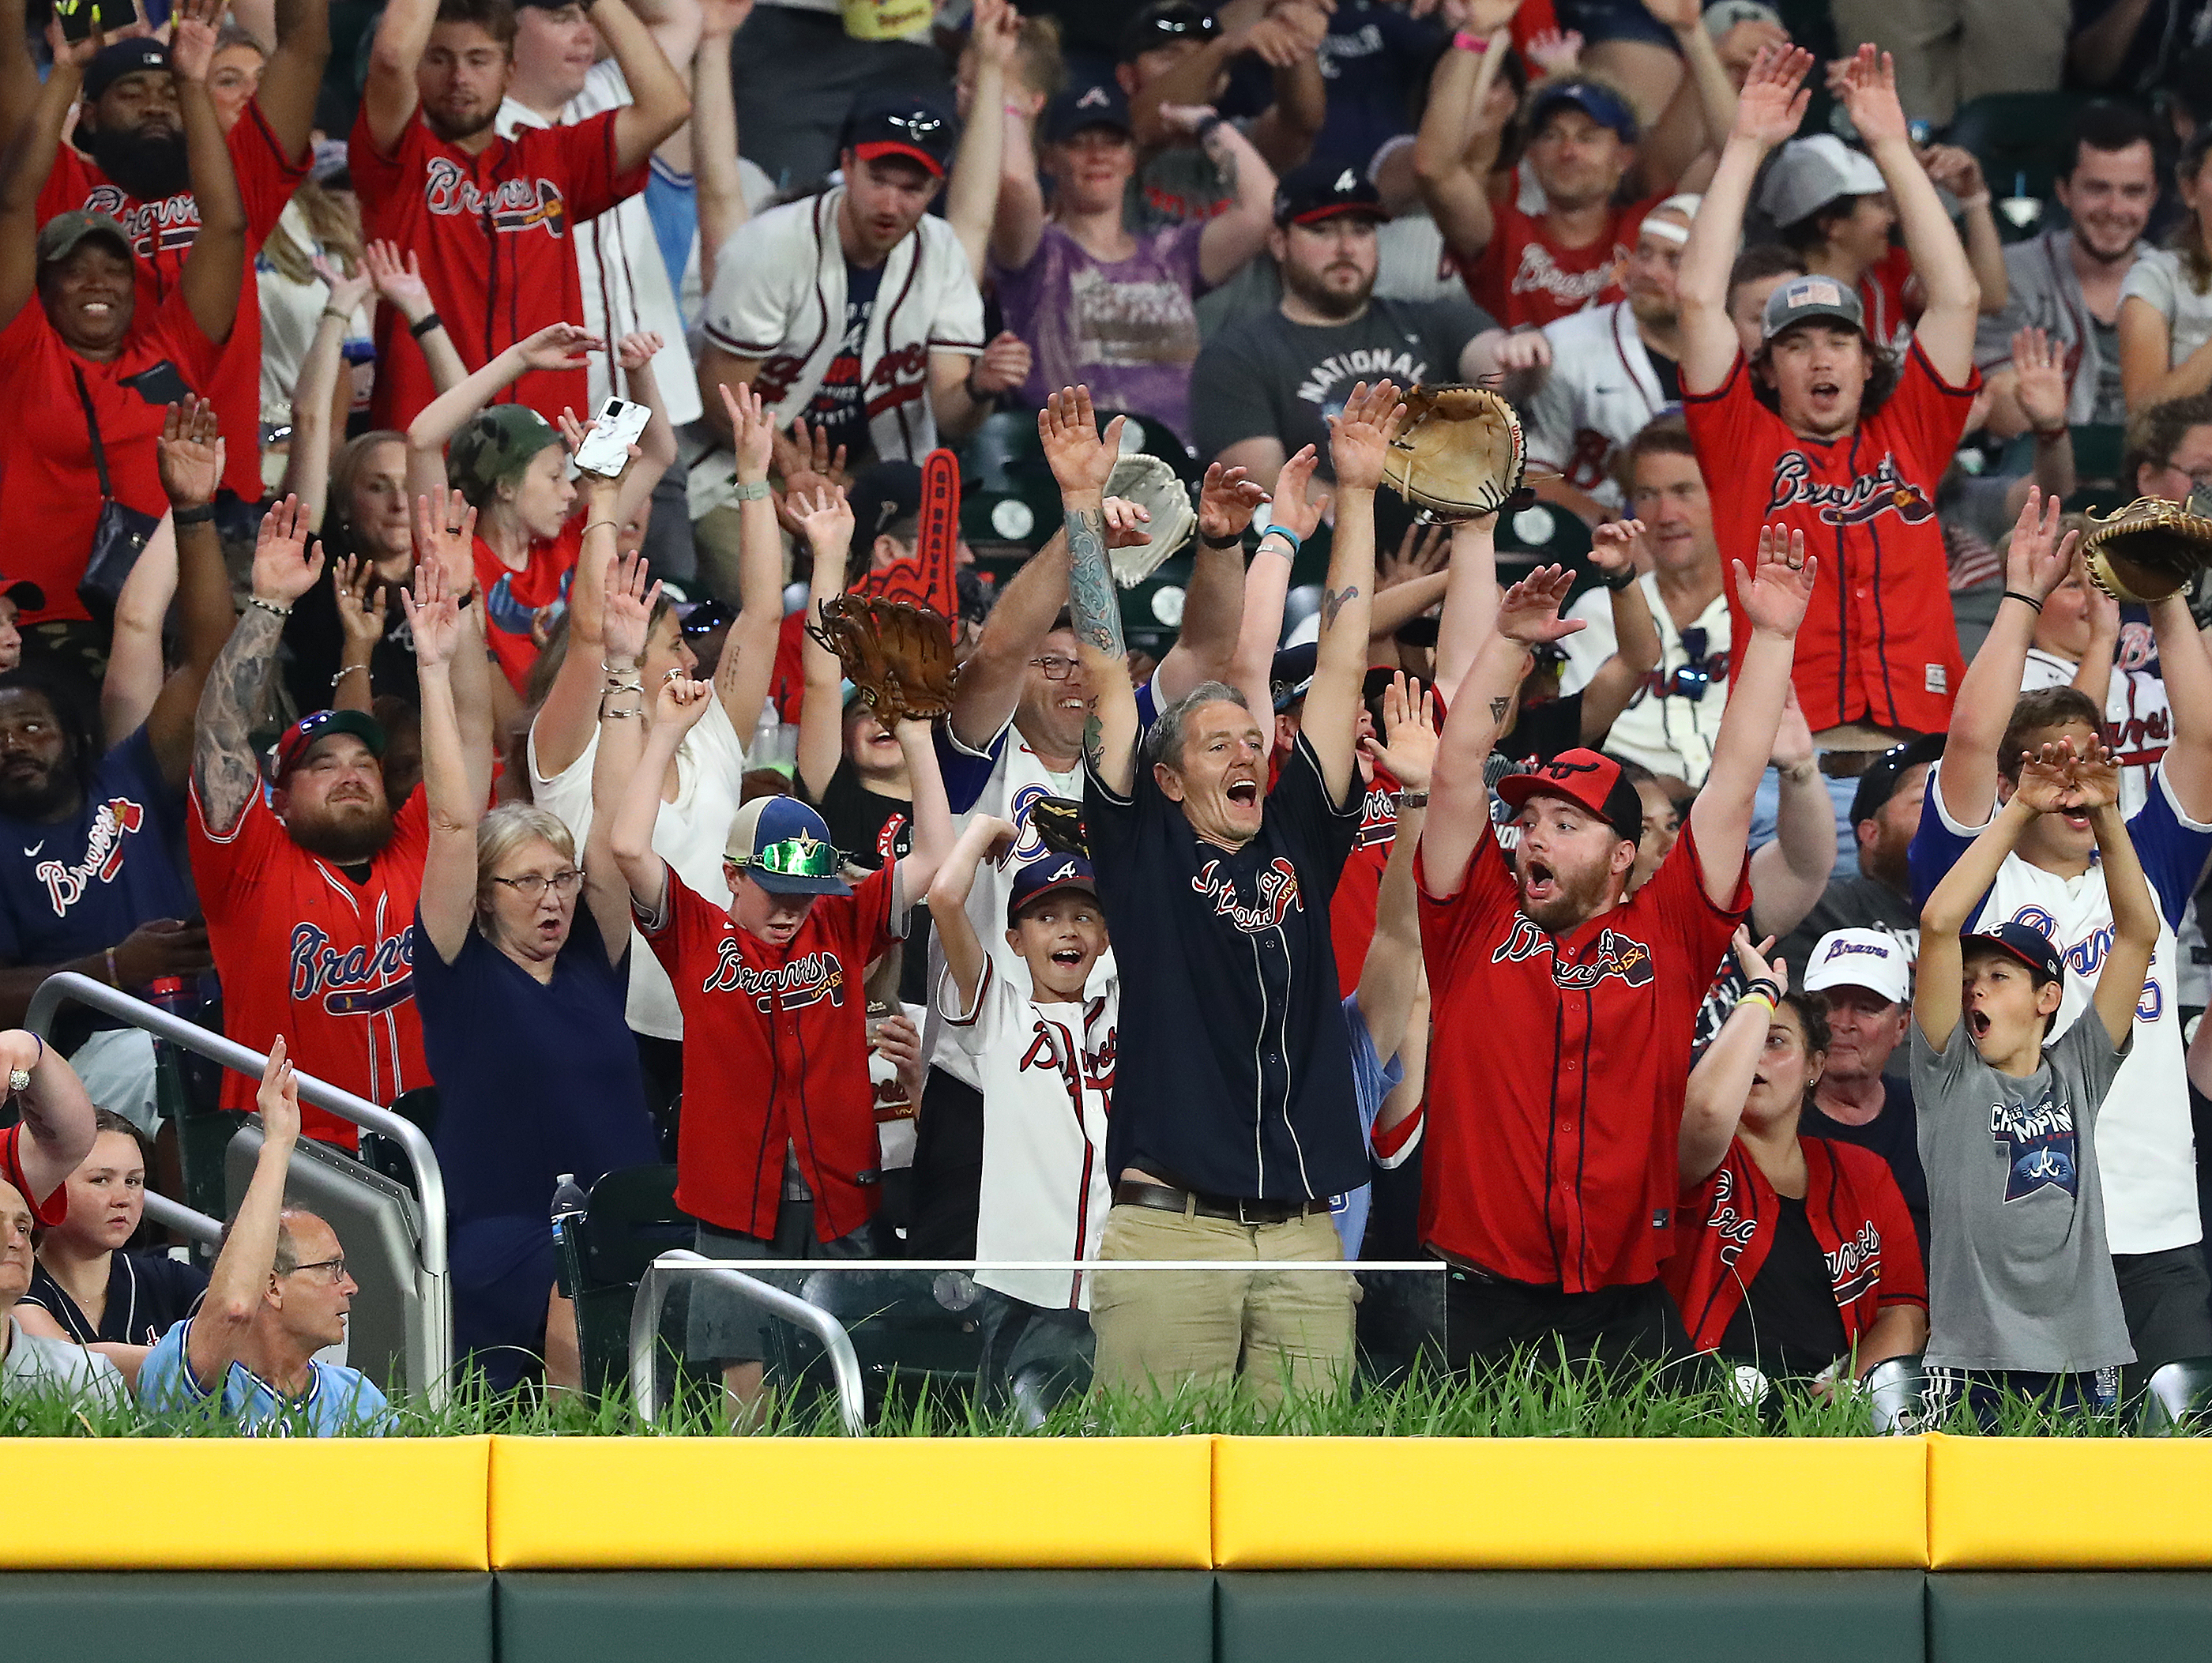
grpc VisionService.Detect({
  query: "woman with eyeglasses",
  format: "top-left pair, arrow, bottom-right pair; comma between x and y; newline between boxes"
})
404,550 -> 656,1395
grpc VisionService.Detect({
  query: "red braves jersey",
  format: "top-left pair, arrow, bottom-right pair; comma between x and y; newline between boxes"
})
475,516 -> 582,694
1459,193 -> 1658,330
2,1123 -> 65,1224
1665,1135 -> 1925,1353
645,863 -> 901,1241
1416,819 -> 1748,1291
1685,340 -> 1975,735
39,103 -> 307,506
189,785 -> 431,1149
350,109 -> 644,431
1330,770 -> 1398,981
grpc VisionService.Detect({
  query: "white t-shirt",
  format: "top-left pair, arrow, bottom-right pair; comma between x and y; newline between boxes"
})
2020,647 -> 2171,821
528,697 -> 747,1039
2120,246 -> 2212,374
1,1315 -> 126,1407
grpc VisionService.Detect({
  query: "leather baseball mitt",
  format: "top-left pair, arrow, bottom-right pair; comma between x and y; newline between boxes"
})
807,594 -> 958,724
2078,495 -> 2212,604
1382,382 -> 1528,522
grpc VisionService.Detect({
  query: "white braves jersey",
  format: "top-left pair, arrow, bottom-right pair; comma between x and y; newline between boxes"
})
1922,762 -> 2206,1254
2020,648 -> 2172,821
943,961 -> 1118,1310
1522,300 -> 1677,514
1601,575 -> 1730,788
927,718 -> 1115,1086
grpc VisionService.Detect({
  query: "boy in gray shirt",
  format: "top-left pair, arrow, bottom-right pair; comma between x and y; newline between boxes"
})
1911,735 -> 2153,1419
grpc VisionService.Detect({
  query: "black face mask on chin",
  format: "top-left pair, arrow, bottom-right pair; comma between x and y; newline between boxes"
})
79,119 -> 190,204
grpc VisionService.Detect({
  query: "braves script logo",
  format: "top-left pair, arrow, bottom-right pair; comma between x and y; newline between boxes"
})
708,944 -> 847,1014
1826,1220 -> 1883,1304
1820,937 -> 1894,968
36,797 -> 145,916
81,184 -> 198,261
1352,784 -> 1398,852
1492,918 -> 1656,989
1018,1014 -> 1117,1120
1766,450 -> 1936,529
1507,239 -> 1628,307
288,923 -> 416,1016
1191,857 -> 1303,932
423,160 -> 570,237
2007,905 -> 2161,1024
1705,1164 -> 1759,1267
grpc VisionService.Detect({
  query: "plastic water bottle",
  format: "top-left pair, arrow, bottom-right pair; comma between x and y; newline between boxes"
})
749,698 -> 780,769
551,1173 -> 588,1297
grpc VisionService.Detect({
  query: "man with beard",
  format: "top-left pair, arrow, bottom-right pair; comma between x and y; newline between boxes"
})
190,497 -> 497,1149
352,0 -> 690,430
1416,519 -> 1814,1372
1190,164 -> 1495,504
0,0 -> 326,521
0,402 -> 234,1133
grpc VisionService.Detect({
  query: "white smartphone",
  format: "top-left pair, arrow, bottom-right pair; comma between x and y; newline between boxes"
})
573,396 -> 651,477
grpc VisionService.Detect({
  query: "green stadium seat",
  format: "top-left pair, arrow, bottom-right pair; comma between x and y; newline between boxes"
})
560,1164 -> 693,1400
1947,92 -> 2094,240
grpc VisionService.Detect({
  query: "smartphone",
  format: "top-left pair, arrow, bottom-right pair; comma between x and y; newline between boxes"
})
572,396 -> 651,477
55,0 -> 136,43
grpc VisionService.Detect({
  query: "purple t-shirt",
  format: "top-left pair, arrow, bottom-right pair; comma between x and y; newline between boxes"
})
991,220 -> 1207,443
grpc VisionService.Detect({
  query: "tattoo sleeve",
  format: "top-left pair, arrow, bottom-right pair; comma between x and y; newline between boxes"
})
1064,506 -> 1127,661
194,605 -> 285,833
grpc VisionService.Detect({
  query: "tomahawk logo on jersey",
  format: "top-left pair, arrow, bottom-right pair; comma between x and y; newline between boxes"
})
36,798 -> 146,916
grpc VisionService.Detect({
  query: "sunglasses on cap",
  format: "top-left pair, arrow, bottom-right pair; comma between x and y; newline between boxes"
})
1134,5 -> 1220,45
730,835 -> 847,880
1655,627 -> 1715,702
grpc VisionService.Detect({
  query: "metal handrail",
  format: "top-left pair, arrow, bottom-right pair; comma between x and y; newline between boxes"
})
629,1250 -> 867,1435
143,1190 -> 223,1248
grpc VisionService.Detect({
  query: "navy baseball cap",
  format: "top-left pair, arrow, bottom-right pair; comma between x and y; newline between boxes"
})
1495,748 -> 1646,845
848,460 -> 925,543
678,597 -> 733,640
1006,853 -> 1100,926
1963,921 -> 2065,987
1119,0 -> 1219,62
1273,160 -> 1389,227
1762,273 -> 1868,344
0,576 -> 46,612
1270,642 -> 1318,711
270,708 -> 386,784
1849,733 -> 1944,826
1527,77 -> 1640,145
84,36 -> 168,102
723,796 -> 851,895
1043,81 -> 1133,146
842,92 -> 956,179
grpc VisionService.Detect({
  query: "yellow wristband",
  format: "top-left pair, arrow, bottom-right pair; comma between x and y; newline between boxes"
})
1738,991 -> 1776,1018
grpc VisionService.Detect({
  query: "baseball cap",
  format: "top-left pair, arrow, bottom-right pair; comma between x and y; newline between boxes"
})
1527,77 -> 1640,145
848,460 -> 925,544
309,137 -> 350,186
1761,273 -> 1868,344
1962,920 -> 2065,988
448,404 -> 562,499
1802,927 -> 1912,1005
1119,0 -> 1219,63
723,796 -> 852,896
842,92 -> 956,179
1006,852 -> 1100,926
83,36 -> 167,102
1270,642 -> 1317,711
269,708 -> 386,784
1273,160 -> 1389,227
1043,81 -> 1133,146
1757,134 -> 1887,230
36,209 -> 133,269
1849,733 -> 1944,826
0,577 -> 46,612
1495,748 -> 1646,845
678,597 -> 733,640
1702,0 -> 1785,37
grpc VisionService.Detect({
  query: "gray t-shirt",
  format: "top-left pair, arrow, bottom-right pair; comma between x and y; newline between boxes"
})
0,1314 -> 126,1408
2120,246 -> 2212,384
1911,1005 -> 2135,1375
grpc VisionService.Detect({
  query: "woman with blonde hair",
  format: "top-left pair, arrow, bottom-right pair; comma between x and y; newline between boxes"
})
405,532 -> 655,1394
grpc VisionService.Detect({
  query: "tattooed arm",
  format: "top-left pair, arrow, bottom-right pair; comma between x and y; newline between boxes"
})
1302,381 -> 1403,804
193,497 -> 327,834
1036,387 -> 1140,797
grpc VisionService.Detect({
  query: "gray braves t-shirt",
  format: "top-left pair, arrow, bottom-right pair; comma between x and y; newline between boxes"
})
1911,1005 -> 2135,1375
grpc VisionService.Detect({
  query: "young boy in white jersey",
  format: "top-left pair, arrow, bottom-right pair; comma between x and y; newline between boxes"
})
930,817 -> 1117,1416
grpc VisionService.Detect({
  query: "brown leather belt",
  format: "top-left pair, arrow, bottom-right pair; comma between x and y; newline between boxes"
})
1818,749 -> 1884,780
1113,1180 -> 1333,1225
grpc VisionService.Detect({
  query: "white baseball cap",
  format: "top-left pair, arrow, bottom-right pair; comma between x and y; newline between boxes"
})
1757,134 -> 1887,231
1801,927 -> 1911,1005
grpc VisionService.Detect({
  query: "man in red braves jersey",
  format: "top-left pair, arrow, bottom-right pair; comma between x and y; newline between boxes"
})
352,0 -> 689,430
1417,521 -> 1815,1372
0,0 -> 326,519
1678,46 -> 1981,750
190,495 -> 497,1148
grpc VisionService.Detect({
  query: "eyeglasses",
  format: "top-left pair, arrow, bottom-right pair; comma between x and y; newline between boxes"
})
287,1256 -> 348,1282
491,869 -> 583,900
732,833 -> 844,879
1656,626 -> 1714,702
1031,653 -> 1079,681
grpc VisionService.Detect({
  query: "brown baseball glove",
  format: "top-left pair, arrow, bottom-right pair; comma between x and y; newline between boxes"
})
806,594 -> 958,724
2078,495 -> 2212,604
1382,383 -> 1528,522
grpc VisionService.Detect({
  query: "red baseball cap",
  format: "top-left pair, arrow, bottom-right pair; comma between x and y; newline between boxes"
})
1495,748 -> 1646,845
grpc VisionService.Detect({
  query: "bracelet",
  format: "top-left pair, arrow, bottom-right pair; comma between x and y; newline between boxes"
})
1737,991 -> 1777,1019
1600,564 -> 1637,593
1395,788 -> 1429,811
1743,976 -> 1781,1006
1259,524 -> 1302,556
171,502 -> 216,527
1451,28 -> 1488,51
1193,114 -> 1225,146
333,664 -> 370,687
104,948 -> 119,989
734,479 -> 772,502
598,701 -> 645,721
321,305 -> 350,324
246,596 -> 292,618
408,311 -> 445,340
1198,530 -> 1246,552
2031,424 -> 2068,441
582,519 -> 620,539
1957,192 -> 1991,210
2002,588 -> 2044,615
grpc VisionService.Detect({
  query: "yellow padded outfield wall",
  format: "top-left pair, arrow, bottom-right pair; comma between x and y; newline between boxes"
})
1928,1436 -> 2212,1567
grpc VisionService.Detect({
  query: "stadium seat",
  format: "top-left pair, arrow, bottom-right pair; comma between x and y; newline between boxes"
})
2139,1356 -> 2212,1432
1861,1355 -> 1931,1434
563,1164 -> 694,1400
958,408 -> 1059,559
1947,92 -> 2093,239
1495,499 -> 1594,568
360,1087 -> 441,1197
770,1266 -> 985,1416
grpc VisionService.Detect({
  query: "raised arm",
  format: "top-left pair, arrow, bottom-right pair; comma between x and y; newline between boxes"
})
608,674 -> 715,918
172,0 -> 249,346
1687,523 -> 1817,908
711,378 -> 785,736
1411,31 -> 1503,264
530,415 -> 635,782
1632,0 -> 1742,196
402,556 -> 479,965
1188,112 -> 1280,288
1223,455 -> 1313,721
187,1043 -> 299,1390
2,1031 -> 96,1203
985,70 -> 1046,273
1575,520 -> 1665,743
414,491 -> 498,807
1356,674 -> 1435,1065
1680,930 -> 1785,1183
0,39 -> 93,329
194,499 -> 327,834
1920,144 -> 2007,315
1677,44 -> 1812,396
0,0 -> 35,154
1304,381 -> 1405,802
361,0 -> 434,150
2004,326 -> 2077,507
103,516 -> 179,746
926,815 -> 1017,1013
584,551 -> 657,959
278,258 -> 374,517
2083,743 -> 2158,1045
597,0 -> 693,175
690,0 -> 748,292
890,717 -> 954,901
1431,517 -> 1501,702
2117,294 -> 2212,412
326,559 -> 389,714
1747,687 -> 1834,936
1917,771 -> 2047,1050
404,323 -> 600,502
611,333 -> 678,528
1835,47 -> 1978,382
950,0 -> 1018,282
792,485 -> 856,802
258,0 -> 333,159
2146,588 -> 2212,822
143,400 -> 244,789
1157,462 -> 1269,709
1038,386 -> 1140,796
950,527 -> 1070,749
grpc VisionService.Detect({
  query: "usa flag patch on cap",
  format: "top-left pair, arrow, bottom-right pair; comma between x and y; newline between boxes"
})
1788,277 -> 1845,307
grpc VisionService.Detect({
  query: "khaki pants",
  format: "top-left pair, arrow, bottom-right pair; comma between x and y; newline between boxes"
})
1089,1202 -> 1355,1408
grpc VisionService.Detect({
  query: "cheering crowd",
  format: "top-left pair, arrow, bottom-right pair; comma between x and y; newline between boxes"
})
6,0 -> 2212,1432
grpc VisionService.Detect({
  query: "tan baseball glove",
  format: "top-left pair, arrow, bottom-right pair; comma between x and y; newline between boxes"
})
1382,383 -> 1528,522
2078,495 -> 2212,604
807,594 -> 958,724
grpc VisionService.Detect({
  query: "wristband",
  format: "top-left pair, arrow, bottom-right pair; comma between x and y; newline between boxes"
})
1600,564 -> 1637,593
1192,113 -> 1225,145
321,305 -> 350,324
333,664 -> 369,687
1744,976 -> 1781,1006
1957,192 -> 1991,211
246,596 -> 292,618
408,311 -> 445,340
2002,588 -> 2044,615
105,947 -> 119,988
1199,529 -> 1246,552
1258,524 -> 1302,557
171,502 -> 216,527
734,479 -> 772,502
1737,991 -> 1777,1019
1451,28 -> 1489,51
1394,788 -> 1429,811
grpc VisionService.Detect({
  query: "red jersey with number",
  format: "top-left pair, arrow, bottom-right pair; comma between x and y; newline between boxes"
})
1684,338 -> 1974,735
1416,819 -> 1747,1290
645,863 -> 901,1241
38,102 -> 306,509
475,517 -> 583,694
1460,193 -> 1658,329
2,1123 -> 65,1225
350,108 -> 645,431
1665,1136 -> 1926,1353
189,784 -> 431,1149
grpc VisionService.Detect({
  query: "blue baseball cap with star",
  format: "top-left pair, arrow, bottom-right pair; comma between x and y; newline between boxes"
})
722,796 -> 850,896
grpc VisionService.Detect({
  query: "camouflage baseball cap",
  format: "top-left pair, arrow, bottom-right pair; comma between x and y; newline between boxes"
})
37,209 -> 134,268
448,404 -> 561,501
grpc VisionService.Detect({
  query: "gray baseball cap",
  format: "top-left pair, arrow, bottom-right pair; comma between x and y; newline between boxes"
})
1761,273 -> 1868,344
1757,134 -> 1887,230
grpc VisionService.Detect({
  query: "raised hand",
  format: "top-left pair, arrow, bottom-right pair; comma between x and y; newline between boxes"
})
771,415 -> 848,491
360,239 -> 433,318
1919,142 -> 1988,202
1589,517 -> 1646,578
1834,44 -> 1908,146
1326,379 -> 1408,493
1037,386 -> 1125,501
1379,521 -> 1448,590
1266,446 -> 1329,540
1524,25 -> 1582,73
792,483 -> 856,556
697,0 -> 754,36
616,331 -> 665,372
970,0 -> 1020,66
157,396 -> 224,510
1729,926 -> 1788,995
1714,15 -> 1790,88
971,332 -> 1032,396
1638,0 -> 1700,32
1197,461 -> 1268,544
1157,101 -> 1223,137
516,322 -> 601,374
167,0 -> 221,81
1733,522 -> 1818,638
412,489 -> 480,597
1490,329 -> 1554,373
333,556 -> 390,652
600,551 -> 660,664
257,1035 -> 301,1147
1103,495 -> 1154,550
310,252 -> 374,321
1496,564 -> 1586,645
1770,682 -> 1815,769
252,494 -> 326,605
654,672 -> 717,735
2070,735 -> 2122,810
1366,672 -> 1439,791
400,547 -> 463,668
2004,486 -> 2078,602
2011,325 -> 2068,435
2013,737 -> 2085,815
1732,43 -> 1815,149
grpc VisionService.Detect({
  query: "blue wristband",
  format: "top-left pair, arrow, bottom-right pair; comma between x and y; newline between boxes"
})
1260,525 -> 1302,556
